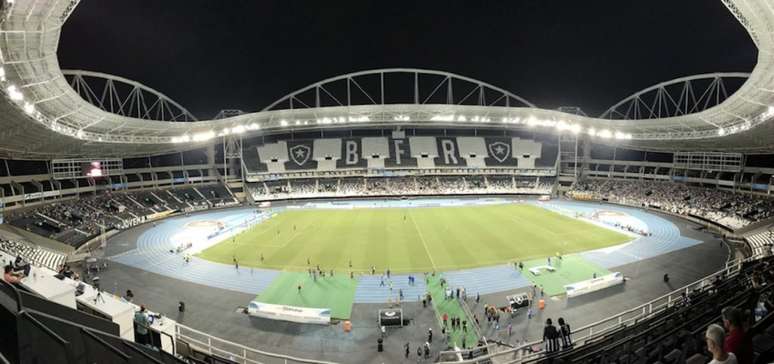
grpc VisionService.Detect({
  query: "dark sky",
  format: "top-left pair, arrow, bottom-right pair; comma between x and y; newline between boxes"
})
58,0 -> 757,119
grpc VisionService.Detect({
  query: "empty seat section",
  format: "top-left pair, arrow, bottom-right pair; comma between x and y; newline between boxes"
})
512,138 -> 542,169
313,139 -> 341,171
409,137 -> 438,169
457,137 -> 487,168
361,137 -> 389,169
257,141 -> 289,172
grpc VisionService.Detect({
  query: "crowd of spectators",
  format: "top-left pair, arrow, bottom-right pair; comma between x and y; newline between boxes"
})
251,176 -> 555,200
570,179 -> 774,230
7,184 -> 234,247
542,256 -> 774,363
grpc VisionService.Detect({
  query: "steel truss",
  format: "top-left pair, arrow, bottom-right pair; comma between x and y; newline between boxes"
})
261,68 -> 536,111
63,70 -> 198,122
223,134 -> 242,185
600,73 -> 750,120
1,0 -> 774,156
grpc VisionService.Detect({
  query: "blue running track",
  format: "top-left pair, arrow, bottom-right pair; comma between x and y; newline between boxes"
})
109,200 -> 702,301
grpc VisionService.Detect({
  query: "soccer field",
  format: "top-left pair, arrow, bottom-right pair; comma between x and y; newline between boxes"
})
198,203 -> 631,273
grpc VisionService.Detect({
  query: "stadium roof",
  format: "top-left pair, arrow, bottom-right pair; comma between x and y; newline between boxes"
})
1,0 -> 774,158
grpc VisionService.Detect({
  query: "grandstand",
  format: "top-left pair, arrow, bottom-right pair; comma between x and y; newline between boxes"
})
1,1 -> 774,364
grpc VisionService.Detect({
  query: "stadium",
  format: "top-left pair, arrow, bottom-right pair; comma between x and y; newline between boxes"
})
1,1 -> 774,364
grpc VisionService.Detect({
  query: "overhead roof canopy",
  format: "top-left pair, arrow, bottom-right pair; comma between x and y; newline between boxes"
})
1,0 -> 774,159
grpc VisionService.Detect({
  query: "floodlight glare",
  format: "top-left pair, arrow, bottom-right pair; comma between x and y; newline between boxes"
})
570,124 -> 581,134
23,102 -> 34,115
192,130 -> 215,142
6,85 -> 23,101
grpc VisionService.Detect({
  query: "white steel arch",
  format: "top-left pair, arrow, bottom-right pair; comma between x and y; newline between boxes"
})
261,68 -> 536,111
63,70 -> 198,122
0,0 -> 774,157
600,73 -> 750,120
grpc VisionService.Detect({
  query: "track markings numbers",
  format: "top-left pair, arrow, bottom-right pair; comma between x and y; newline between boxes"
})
409,211 -> 438,271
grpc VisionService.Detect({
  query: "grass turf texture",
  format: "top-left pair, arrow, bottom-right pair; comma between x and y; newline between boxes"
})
520,256 -> 611,296
198,203 -> 631,273
255,271 -> 357,320
427,275 -> 479,348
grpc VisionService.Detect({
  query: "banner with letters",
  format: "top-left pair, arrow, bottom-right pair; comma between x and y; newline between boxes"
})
385,138 -> 418,167
336,138 -> 367,168
252,136 -> 553,171
433,137 -> 466,166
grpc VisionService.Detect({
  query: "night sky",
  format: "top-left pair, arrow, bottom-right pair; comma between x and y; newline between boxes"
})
58,1 -> 757,119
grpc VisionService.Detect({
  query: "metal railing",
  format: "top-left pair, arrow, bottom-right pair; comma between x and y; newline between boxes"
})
81,328 -> 132,362
437,257 -> 748,363
20,311 -> 77,364
175,323 -> 338,364
0,278 -> 22,312
459,297 -> 484,344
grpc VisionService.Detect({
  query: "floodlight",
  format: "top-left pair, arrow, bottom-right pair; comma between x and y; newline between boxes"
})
570,124 -> 581,134
23,102 -> 34,115
193,130 -> 215,142
7,84 -> 23,101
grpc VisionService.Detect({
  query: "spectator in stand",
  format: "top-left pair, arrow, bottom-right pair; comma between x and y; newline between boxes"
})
721,307 -> 752,364
543,318 -> 559,353
706,323 -> 737,364
570,180 -> 774,230
12,255 -> 30,277
134,305 -> 150,345
251,176 -> 555,201
4,265 -> 22,284
58,264 -> 74,279
557,317 -> 572,349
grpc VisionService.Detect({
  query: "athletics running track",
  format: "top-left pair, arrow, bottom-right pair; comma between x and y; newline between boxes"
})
109,200 -> 701,303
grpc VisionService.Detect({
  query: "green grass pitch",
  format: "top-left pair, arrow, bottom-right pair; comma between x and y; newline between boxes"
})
256,272 -> 358,319
198,203 -> 631,273
521,256 -> 611,296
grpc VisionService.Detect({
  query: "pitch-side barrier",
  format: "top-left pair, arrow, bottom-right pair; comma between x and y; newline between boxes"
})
436,257 -> 747,363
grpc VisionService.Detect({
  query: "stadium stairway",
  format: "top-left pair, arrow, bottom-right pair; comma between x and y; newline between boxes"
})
109,208 -> 280,295
746,231 -> 774,257
353,274 -> 427,303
